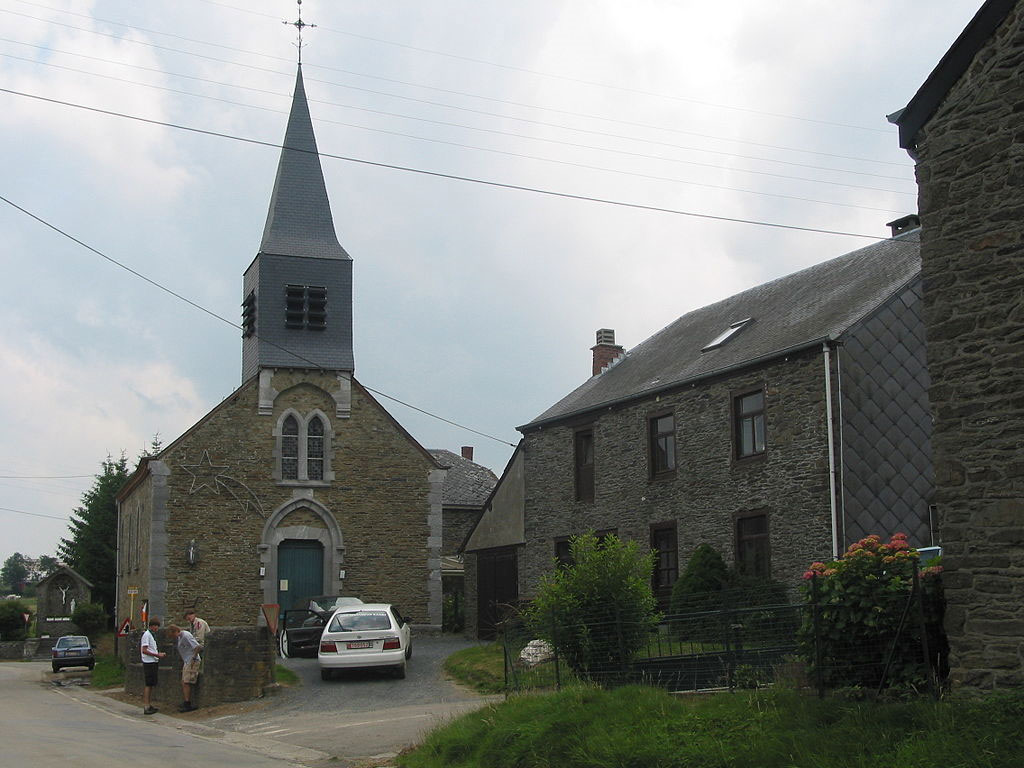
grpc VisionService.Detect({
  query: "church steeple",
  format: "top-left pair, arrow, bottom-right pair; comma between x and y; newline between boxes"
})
259,66 -> 349,261
241,63 -> 354,383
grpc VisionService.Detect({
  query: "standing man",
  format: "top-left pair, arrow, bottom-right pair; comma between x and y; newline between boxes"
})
183,608 -> 211,644
140,617 -> 166,715
167,624 -> 203,712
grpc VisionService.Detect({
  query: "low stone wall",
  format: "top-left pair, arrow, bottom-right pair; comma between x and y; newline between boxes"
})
123,626 -> 275,706
0,638 -> 58,660
0,641 -> 23,659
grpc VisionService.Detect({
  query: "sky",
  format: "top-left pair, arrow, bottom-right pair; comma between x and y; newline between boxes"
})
0,0 -> 985,567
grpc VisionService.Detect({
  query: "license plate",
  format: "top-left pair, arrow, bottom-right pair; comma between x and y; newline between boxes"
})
347,641 -> 372,649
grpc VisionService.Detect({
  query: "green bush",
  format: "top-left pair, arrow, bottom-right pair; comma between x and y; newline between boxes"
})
669,544 -> 730,641
70,602 -> 108,640
796,533 -> 946,689
0,599 -> 32,640
524,532 -> 659,682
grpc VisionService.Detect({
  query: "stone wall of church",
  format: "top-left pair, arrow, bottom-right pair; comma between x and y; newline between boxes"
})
126,371 -> 437,633
912,3 -> 1024,689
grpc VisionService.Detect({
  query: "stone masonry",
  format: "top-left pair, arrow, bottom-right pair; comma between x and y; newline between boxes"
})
520,350 -> 835,598
912,3 -> 1024,688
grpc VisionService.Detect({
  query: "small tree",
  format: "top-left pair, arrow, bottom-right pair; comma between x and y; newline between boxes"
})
669,544 -> 730,640
0,599 -> 32,640
0,553 -> 30,594
71,603 -> 108,641
524,532 -> 659,682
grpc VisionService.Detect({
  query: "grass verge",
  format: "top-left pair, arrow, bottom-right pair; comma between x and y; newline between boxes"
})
275,664 -> 300,686
443,643 -> 506,694
399,686 -> 1024,768
90,654 -> 124,688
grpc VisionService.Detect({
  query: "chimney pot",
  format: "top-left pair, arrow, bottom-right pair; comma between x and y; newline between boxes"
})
591,328 -> 625,377
460,446 -> 474,461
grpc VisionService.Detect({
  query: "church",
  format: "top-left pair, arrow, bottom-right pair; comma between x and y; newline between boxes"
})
114,64 -> 449,637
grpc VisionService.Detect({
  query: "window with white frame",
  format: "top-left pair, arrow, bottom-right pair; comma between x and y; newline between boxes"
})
276,410 -> 333,483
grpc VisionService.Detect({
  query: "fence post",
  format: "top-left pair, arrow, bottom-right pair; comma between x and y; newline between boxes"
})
912,560 -> 937,700
551,607 -> 561,691
614,601 -> 627,685
811,575 -> 825,699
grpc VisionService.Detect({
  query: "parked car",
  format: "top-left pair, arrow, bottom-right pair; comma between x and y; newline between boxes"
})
279,595 -> 363,658
51,635 -> 95,673
317,603 -> 412,681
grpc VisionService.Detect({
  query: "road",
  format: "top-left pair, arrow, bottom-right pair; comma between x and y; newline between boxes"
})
0,662 -> 324,767
0,635 -> 497,768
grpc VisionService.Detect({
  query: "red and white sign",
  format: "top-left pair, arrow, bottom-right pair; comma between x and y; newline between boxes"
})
117,617 -> 131,637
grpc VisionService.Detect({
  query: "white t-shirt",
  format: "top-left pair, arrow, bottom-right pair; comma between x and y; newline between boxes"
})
141,629 -> 159,663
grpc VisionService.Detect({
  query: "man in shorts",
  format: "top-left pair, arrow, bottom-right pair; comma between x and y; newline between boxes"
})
167,624 -> 203,712
140,617 -> 166,715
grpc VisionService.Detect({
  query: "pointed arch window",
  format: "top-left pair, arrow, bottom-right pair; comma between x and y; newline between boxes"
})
307,416 -> 325,480
275,410 -> 334,484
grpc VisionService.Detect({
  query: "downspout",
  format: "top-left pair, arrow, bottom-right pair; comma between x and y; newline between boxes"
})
823,342 -> 839,559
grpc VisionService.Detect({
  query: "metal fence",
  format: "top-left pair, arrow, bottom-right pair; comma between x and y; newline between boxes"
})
500,572 -> 943,698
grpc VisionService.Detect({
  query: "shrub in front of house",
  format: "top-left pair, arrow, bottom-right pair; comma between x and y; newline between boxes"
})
70,603 -> 108,641
797,532 -> 947,690
0,599 -> 32,640
524,532 -> 659,682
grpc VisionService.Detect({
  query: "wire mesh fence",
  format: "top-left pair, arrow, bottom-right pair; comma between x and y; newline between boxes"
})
500,568 -> 943,698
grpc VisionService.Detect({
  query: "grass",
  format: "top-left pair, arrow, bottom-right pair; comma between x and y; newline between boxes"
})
444,643 -> 507,694
275,664 -> 300,686
90,654 -> 124,688
399,685 -> 1024,768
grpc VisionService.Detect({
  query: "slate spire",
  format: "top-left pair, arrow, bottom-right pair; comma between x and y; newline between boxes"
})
259,65 -> 350,260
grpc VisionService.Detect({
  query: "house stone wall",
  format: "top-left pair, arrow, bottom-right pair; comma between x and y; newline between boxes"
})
913,3 -> 1024,689
520,350 -> 835,599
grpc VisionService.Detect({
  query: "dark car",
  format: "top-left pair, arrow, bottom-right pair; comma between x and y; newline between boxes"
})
51,635 -> 95,673
279,595 -> 363,658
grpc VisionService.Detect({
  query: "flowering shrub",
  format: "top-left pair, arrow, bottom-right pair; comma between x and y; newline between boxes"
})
797,533 -> 947,690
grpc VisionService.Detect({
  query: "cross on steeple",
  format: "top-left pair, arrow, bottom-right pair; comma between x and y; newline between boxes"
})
283,0 -> 316,64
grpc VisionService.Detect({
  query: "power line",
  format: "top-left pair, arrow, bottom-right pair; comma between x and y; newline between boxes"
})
0,505 -> 68,522
4,4 -> 909,167
194,0 -> 890,134
0,192 -> 519,448
0,87 -> 893,239
0,474 -> 93,479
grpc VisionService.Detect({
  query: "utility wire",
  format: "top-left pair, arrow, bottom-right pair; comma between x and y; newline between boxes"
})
7,0 -> 911,167
0,505 -> 68,521
0,192 -> 519,448
0,87 -> 893,239
0,474 -> 93,479
0,37 -> 912,184
0,54 -> 910,211
194,0 -> 891,134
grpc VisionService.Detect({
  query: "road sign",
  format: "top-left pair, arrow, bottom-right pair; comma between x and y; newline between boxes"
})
126,587 -> 139,596
117,617 -> 131,637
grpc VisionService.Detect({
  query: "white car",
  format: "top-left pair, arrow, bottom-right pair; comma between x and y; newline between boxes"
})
317,603 -> 412,680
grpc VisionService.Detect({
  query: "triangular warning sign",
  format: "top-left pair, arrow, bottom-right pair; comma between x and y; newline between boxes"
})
117,617 -> 131,637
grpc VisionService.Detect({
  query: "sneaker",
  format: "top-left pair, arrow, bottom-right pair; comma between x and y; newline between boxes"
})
177,702 -> 190,712
183,702 -> 198,712
143,707 -> 158,715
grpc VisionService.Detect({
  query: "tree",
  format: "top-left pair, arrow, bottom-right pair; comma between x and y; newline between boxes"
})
525,532 -> 659,682
0,599 -> 32,640
71,603 -> 109,640
0,553 -> 29,594
58,454 -> 130,620
36,555 -> 60,579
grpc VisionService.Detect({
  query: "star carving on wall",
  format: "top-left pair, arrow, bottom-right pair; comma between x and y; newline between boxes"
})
179,450 -> 229,495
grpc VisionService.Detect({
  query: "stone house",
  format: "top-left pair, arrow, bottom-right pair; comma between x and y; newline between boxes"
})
464,228 -> 934,637
891,0 -> 1023,689
114,64 -> 449,687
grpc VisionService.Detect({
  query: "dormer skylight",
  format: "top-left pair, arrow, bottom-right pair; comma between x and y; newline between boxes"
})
702,318 -> 751,352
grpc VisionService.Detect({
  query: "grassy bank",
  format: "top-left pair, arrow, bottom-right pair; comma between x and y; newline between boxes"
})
400,685 -> 1023,768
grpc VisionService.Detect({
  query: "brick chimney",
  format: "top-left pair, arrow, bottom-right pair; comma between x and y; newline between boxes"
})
885,214 -> 921,237
460,446 -> 474,461
591,328 -> 624,376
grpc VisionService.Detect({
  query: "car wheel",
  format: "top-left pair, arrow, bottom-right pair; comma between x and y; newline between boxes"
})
87,663 -> 95,670
395,661 -> 406,679
279,629 -> 290,659
52,664 -> 59,674
320,668 -> 332,682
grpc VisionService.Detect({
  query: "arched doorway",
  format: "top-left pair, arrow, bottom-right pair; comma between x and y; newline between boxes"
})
277,539 -> 324,609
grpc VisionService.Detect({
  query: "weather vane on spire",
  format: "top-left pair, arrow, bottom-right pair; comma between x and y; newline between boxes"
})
284,0 -> 315,64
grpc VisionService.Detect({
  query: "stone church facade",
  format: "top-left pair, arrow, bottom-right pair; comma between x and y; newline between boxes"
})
115,64 -> 445,658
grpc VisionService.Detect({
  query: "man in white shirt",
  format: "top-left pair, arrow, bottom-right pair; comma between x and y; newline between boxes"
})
140,618 -> 166,715
167,624 -> 203,712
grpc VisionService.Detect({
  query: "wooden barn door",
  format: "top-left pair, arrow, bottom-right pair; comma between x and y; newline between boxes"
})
477,547 -> 518,640
277,539 -> 324,610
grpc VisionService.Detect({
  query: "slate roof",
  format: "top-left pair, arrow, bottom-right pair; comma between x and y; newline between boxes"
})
523,232 -> 921,429
259,65 -> 351,260
428,449 -> 498,507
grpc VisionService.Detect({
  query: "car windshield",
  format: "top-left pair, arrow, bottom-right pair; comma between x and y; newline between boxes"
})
56,636 -> 89,649
328,610 -> 391,632
310,596 -> 362,613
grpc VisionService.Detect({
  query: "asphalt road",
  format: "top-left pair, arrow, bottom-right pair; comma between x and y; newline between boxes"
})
207,633 -> 498,764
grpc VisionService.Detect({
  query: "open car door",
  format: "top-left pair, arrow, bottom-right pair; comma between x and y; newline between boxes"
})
278,609 -> 327,658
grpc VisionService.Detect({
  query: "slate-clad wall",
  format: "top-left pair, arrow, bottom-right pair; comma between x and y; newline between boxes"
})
520,351 -> 835,598
839,277 -> 935,549
913,3 -> 1024,688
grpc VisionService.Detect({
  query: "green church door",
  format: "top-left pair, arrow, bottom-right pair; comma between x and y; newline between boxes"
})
277,539 -> 324,610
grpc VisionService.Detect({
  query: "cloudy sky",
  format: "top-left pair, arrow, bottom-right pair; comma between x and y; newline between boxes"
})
0,0 -> 982,566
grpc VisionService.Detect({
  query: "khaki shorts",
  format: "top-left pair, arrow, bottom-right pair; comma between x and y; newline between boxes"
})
182,657 -> 201,684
